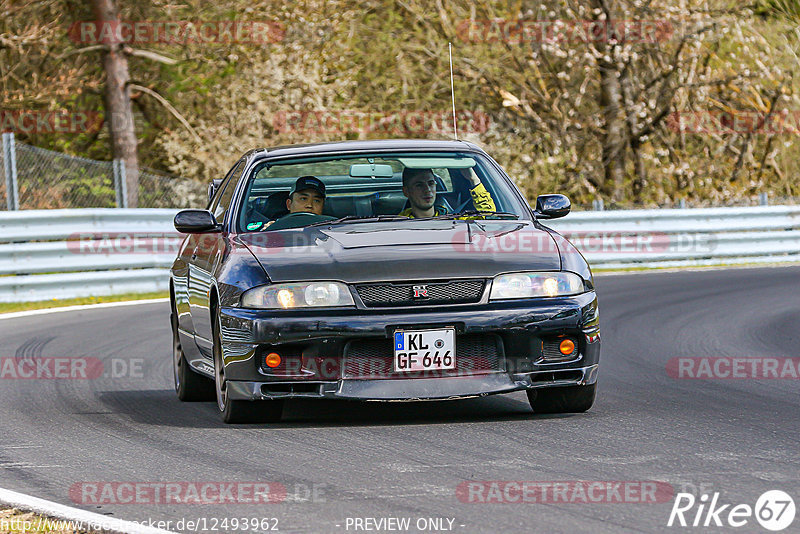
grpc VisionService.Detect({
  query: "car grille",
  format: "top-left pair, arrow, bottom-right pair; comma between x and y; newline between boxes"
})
342,334 -> 503,379
355,280 -> 485,307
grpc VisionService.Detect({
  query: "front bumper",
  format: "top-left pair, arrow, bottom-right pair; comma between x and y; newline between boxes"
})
217,292 -> 600,401
226,364 -> 598,401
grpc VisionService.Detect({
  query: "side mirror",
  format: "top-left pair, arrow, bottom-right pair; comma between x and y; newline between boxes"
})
207,178 -> 223,203
174,209 -> 222,233
534,194 -> 571,219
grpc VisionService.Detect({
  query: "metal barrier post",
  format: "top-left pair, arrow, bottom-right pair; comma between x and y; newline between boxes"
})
2,133 -> 19,210
113,159 -> 128,208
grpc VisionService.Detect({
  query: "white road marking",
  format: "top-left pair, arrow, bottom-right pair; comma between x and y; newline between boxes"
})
0,486 -> 176,533
0,298 -> 168,321
0,463 -> 65,468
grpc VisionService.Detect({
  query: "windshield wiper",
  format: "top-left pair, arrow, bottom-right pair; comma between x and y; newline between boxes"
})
309,214 -> 410,227
421,210 -> 519,220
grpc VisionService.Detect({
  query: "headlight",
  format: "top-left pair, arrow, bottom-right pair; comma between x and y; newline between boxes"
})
241,282 -> 354,309
489,272 -> 585,300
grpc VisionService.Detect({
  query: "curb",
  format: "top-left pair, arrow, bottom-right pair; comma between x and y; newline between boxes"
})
0,298 -> 168,321
593,261 -> 800,276
0,487 -> 175,534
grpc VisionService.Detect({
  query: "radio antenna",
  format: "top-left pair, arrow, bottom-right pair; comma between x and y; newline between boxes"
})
449,42 -> 458,141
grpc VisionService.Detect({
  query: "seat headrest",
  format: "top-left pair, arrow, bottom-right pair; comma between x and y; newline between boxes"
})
260,191 -> 290,220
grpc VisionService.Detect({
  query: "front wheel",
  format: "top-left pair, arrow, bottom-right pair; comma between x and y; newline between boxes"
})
171,310 -> 214,402
212,307 -> 283,424
527,384 -> 596,414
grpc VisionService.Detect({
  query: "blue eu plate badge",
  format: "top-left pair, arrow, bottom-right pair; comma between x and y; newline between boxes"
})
395,332 -> 404,350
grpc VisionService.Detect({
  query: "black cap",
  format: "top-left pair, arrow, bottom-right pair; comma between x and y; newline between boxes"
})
291,176 -> 326,197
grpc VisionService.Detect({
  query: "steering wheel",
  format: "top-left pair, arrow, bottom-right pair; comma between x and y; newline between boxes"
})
263,211 -> 335,231
279,212 -> 318,219
453,197 -> 473,214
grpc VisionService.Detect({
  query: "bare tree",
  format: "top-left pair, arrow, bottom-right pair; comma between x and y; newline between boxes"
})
591,0 -> 627,200
93,0 -> 139,207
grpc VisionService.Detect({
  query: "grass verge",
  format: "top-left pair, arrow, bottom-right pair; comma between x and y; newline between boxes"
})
0,292 -> 168,314
594,260 -> 800,273
0,507 -> 88,533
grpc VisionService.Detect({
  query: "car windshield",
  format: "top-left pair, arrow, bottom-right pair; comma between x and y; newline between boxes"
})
236,151 -> 529,232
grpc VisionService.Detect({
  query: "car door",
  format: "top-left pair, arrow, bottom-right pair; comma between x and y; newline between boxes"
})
189,158 -> 246,356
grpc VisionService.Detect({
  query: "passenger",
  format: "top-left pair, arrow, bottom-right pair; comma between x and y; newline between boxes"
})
399,168 -> 496,219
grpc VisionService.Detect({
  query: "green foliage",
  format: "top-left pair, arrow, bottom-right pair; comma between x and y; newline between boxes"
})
756,0 -> 800,19
0,292 -> 169,313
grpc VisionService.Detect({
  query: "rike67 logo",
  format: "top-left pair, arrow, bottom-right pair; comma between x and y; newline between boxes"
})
668,490 -> 795,531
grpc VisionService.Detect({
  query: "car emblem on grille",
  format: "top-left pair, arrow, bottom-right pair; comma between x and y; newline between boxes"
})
412,285 -> 429,298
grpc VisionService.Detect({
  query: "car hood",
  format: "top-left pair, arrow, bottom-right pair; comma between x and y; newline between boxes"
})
237,219 -> 562,283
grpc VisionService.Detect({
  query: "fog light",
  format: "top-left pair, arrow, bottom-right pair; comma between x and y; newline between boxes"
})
559,339 -> 576,355
265,353 -> 282,368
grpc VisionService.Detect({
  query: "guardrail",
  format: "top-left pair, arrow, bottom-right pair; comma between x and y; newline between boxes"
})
0,209 -> 178,302
0,206 -> 798,302
545,205 -> 800,269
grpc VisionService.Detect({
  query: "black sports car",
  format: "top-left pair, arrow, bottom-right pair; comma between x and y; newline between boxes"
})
170,139 -> 600,423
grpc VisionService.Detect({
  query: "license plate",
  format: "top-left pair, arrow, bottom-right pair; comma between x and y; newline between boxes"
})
393,328 -> 456,372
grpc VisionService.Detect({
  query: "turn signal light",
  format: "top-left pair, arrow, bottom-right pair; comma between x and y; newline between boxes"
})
559,339 -> 576,355
265,352 -> 282,368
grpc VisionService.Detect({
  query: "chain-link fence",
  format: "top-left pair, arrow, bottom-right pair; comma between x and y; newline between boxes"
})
0,134 -> 205,210
3,134 -> 798,212
138,167 -> 207,209
14,143 -> 116,209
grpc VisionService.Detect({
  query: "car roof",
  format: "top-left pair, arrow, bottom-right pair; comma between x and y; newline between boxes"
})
243,139 -> 488,162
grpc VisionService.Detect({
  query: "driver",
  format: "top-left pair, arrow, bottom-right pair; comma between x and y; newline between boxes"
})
286,175 -> 327,215
263,176 -> 336,231
399,168 -> 496,218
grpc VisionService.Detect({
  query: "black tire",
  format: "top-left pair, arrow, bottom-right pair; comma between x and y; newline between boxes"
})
212,306 -> 283,424
527,384 -> 596,414
171,308 -> 215,402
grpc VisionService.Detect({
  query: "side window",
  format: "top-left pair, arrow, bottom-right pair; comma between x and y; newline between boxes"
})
211,160 -> 246,222
207,162 -> 237,210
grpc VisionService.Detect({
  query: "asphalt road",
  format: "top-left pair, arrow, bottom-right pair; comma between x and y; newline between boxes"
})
0,266 -> 798,534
